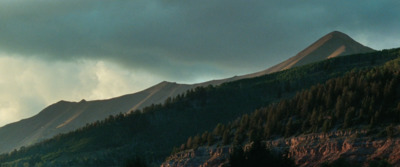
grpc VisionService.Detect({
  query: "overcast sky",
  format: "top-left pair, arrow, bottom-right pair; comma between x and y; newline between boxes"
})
0,0 -> 399,127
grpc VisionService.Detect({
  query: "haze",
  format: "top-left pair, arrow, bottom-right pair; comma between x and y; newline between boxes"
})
0,0 -> 399,127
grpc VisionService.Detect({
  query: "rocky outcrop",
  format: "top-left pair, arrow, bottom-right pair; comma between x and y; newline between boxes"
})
271,129 -> 400,166
162,129 -> 400,167
162,146 -> 231,167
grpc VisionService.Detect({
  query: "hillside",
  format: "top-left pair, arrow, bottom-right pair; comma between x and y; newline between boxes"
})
0,81 -> 193,153
164,49 -> 400,167
0,31 -> 373,154
0,48 -> 398,166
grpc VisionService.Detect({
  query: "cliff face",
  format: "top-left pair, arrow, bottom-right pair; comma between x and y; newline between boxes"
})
162,129 -> 400,167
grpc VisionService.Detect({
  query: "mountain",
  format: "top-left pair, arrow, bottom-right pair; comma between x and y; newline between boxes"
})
0,77 -> 237,154
0,48 -> 398,166
163,51 -> 400,167
0,31 -> 373,154
0,81 -> 193,153
240,31 -> 374,78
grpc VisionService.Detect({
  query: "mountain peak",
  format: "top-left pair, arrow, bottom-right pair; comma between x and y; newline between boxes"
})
325,31 -> 357,42
321,31 -> 360,45
328,30 -> 348,37
156,81 -> 180,87
256,31 -> 374,74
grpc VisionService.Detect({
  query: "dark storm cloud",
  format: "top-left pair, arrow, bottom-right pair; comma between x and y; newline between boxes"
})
0,0 -> 399,80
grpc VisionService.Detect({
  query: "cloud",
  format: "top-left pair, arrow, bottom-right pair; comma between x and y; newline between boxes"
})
1,0 -> 399,80
0,54 -> 159,127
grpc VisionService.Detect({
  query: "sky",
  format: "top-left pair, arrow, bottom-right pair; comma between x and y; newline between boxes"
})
0,0 -> 399,127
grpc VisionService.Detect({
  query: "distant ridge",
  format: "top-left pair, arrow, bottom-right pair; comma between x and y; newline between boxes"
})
0,31 -> 374,154
0,81 -> 192,153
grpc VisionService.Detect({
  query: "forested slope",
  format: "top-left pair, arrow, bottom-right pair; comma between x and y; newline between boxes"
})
165,49 -> 400,167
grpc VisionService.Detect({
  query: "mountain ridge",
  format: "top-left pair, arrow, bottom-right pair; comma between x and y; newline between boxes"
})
0,48 -> 398,166
0,31 -> 374,154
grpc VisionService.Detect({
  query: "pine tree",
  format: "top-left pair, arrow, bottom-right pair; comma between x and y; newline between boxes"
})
222,130 -> 230,145
186,137 -> 193,149
285,118 -> 293,137
207,133 -> 214,146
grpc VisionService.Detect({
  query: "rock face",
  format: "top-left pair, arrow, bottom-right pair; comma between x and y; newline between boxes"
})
161,146 -> 231,167
162,130 -> 400,167
271,130 -> 400,167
